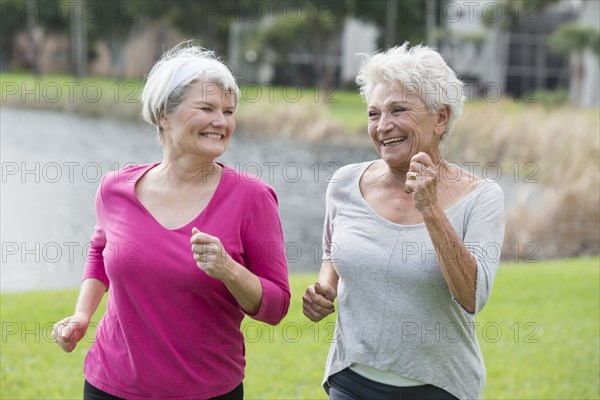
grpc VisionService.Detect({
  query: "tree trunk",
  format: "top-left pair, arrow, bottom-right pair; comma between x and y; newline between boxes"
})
71,0 -> 87,80
312,18 -> 324,86
426,0 -> 437,48
569,54 -> 584,107
385,0 -> 398,47
109,35 -> 124,79
323,22 -> 343,88
26,0 -> 41,76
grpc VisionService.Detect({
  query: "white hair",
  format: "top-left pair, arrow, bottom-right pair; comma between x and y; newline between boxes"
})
141,41 -> 240,133
356,42 -> 465,142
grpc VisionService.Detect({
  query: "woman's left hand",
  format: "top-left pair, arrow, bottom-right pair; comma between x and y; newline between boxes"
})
191,227 -> 234,282
404,152 -> 439,212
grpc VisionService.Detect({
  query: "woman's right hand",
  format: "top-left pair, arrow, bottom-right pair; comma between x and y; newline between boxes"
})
302,282 -> 337,322
52,312 -> 91,353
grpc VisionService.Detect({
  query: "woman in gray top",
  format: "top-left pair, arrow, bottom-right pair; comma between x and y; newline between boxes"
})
302,42 -> 505,400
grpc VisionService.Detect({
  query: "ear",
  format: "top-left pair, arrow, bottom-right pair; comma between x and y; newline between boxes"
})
434,105 -> 450,137
157,111 -> 170,132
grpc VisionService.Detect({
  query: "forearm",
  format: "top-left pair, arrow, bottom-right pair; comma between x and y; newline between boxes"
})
75,278 -> 108,321
421,204 -> 477,312
222,259 -> 263,315
319,260 -> 339,294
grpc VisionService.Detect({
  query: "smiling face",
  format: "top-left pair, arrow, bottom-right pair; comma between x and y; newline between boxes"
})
160,81 -> 236,162
367,82 -> 447,168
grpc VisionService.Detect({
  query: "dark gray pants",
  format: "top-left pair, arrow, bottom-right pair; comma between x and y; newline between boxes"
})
84,380 -> 243,400
328,368 -> 459,400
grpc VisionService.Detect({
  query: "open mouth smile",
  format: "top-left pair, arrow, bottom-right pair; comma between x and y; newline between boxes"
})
382,136 -> 407,146
200,133 -> 224,140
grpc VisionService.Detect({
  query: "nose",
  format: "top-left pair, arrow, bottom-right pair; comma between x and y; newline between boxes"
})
376,113 -> 393,134
211,111 -> 227,128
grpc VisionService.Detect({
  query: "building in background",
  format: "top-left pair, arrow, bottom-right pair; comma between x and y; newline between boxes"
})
439,0 -> 598,106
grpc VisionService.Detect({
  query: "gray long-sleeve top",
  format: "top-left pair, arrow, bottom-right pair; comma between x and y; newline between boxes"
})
322,161 -> 505,400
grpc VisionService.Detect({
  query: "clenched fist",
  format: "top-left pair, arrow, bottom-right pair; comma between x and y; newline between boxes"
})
52,312 -> 90,353
302,282 -> 337,322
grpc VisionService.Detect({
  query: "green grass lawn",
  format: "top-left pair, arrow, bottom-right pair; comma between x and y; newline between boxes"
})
1,258 -> 599,399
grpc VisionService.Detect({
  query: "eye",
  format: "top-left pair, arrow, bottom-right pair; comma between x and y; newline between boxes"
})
201,107 -> 212,112
224,110 -> 234,116
368,111 -> 379,118
392,107 -> 406,113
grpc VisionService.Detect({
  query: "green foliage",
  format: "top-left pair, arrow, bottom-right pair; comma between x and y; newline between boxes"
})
0,0 -> 25,54
0,0 -> 69,58
247,0 -> 351,85
1,258 -> 599,399
252,6 -> 344,60
548,22 -> 600,57
590,29 -> 600,56
254,13 -> 312,54
353,0 -> 429,46
524,88 -> 569,107
136,0 -> 234,55
481,0 -> 559,29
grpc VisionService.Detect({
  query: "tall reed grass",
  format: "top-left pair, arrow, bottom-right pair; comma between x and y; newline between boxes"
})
446,101 -> 600,260
235,97 -> 349,142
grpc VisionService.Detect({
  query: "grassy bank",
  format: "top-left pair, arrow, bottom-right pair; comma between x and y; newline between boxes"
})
0,73 -> 145,120
1,258 -> 599,399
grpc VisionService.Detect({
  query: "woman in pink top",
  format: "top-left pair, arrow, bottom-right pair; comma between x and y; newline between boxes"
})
52,42 -> 291,399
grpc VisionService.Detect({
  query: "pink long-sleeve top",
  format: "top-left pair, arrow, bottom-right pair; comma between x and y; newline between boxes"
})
82,163 -> 290,399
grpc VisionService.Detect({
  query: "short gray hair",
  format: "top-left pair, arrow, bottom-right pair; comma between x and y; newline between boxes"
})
141,41 -> 240,133
356,42 -> 464,142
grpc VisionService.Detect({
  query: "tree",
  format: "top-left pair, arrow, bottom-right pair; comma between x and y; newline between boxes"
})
70,0 -> 86,80
84,0 -> 143,78
246,0 -> 354,86
548,22 -> 600,106
0,0 -> 26,70
353,0 -> 432,47
0,0 -> 69,74
240,0 -> 456,86
137,0 -> 243,60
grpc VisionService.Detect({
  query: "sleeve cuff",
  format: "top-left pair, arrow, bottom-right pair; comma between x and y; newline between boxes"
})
244,276 -> 289,325
82,269 -> 110,290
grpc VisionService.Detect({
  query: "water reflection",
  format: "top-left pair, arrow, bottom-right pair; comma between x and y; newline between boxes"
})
1,108 -> 376,292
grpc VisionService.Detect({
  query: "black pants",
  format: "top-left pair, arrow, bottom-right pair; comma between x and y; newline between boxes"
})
84,380 -> 244,400
328,368 -> 459,400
